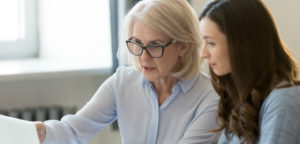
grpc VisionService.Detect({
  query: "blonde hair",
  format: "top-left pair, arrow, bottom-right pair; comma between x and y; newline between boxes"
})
118,0 -> 201,80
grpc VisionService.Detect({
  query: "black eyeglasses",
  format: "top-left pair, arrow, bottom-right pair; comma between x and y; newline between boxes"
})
126,39 -> 176,58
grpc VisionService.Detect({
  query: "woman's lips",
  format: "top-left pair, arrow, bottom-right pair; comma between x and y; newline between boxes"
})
143,66 -> 156,72
209,63 -> 216,67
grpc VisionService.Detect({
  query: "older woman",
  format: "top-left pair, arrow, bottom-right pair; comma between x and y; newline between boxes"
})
35,0 -> 220,143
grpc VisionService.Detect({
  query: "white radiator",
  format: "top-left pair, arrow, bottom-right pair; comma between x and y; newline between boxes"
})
0,106 -> 76,121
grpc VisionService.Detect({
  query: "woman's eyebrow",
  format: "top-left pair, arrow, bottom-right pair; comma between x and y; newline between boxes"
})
130,36 -> 166,44
130,36 -> 142,43
203,35 -> 214,39
149,39 -> 164,43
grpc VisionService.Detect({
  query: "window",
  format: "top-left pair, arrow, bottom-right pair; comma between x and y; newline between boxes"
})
0,0 -> 112,76
39,0 -> 112,69
0,0 -> 38,59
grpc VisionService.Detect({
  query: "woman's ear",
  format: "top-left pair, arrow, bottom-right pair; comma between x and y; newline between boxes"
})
178,43 -> 189,56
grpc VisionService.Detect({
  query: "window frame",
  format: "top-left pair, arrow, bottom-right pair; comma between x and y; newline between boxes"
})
0,0 -> 38,59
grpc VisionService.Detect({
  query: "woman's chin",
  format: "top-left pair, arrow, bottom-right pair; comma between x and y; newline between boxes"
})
213,70 -> 230,76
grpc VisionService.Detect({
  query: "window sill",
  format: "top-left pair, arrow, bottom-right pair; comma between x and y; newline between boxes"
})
0,58 -> 112,81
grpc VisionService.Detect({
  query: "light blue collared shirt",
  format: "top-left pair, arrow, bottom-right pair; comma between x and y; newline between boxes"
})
218,84 -> 300,144
42,66 -> 220,144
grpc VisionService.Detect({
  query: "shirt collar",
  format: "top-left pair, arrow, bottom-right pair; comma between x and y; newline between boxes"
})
177,75 -> 199,93
141,74 -> 199,94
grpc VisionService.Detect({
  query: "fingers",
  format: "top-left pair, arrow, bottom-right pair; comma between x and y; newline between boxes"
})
34,121 -> 46,143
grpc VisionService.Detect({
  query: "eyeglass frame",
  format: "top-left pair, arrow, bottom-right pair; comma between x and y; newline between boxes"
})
126,39 -> 177,58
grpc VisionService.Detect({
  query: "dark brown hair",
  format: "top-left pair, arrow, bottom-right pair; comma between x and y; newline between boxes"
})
199,0 -> 300,143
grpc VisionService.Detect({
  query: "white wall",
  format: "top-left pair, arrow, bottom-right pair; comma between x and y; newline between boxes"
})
191,0 -> 300,66
0,73 -> 108,110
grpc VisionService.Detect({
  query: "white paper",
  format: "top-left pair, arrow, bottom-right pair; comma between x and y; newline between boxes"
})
0,115 -> 40,144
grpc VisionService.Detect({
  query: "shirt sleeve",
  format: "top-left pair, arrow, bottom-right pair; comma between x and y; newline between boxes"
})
41,73 -> 118,144
258,90 -> 300,144
178,91 -> 221,144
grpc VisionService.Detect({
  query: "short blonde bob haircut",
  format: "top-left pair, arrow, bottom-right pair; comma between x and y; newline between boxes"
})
118,0 -> 201,80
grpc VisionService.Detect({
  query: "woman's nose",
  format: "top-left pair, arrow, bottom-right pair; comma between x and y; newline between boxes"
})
200,45 -> 209,59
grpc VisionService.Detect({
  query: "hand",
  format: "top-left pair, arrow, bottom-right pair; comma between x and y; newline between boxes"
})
34,121 -> 46,143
